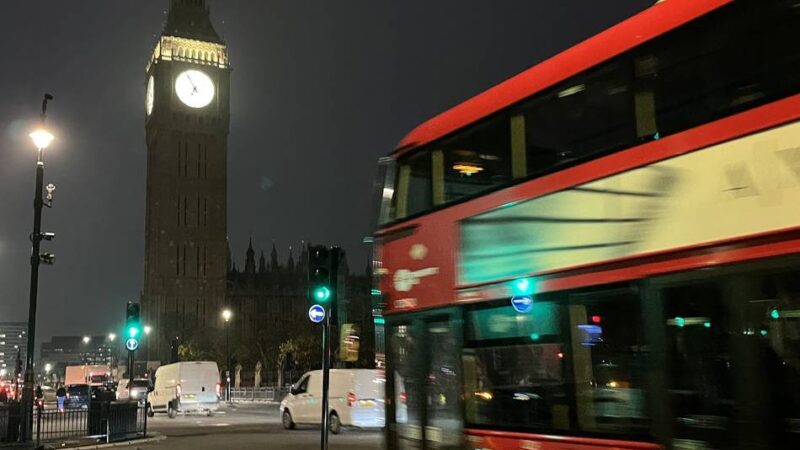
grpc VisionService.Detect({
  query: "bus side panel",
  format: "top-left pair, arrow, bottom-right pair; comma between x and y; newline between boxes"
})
379,221 -> 457,314
465,430 -> 661,450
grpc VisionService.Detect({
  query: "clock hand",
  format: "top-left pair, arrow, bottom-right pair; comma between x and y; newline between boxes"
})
186,74 -> 198,91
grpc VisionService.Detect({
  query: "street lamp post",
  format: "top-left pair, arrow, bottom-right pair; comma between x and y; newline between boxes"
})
21,94 -> 56,442
108,333 -> 117,379
221,309 -> 232,403
43,363 -> 52,383
143,326 -> 151,375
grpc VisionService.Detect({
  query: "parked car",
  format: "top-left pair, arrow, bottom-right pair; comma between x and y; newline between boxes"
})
66,384 -> 91,409
148,361 -> 220,418
280,369 -> 385,434
116,379 -> 152,404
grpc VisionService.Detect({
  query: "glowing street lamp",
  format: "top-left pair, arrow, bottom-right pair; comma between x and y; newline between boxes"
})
221,308 -> 233,403
144,325 -> 152,335
82,336 -> 90,345
44,364 -> 52,374
108,333 -> 116,342
29,129 -> 54,151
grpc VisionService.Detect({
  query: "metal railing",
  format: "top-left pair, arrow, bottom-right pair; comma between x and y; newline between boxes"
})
34,401 -> 147,446
229,387 -> 289,403
1,401 -> 146,446
35,406 -> 88,442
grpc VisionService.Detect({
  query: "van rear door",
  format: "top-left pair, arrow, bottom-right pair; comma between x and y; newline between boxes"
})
180,362 -> 219,404
350,370 -> 386,427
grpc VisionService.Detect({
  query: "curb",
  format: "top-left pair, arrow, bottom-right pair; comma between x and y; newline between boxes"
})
62,433 -> 166,450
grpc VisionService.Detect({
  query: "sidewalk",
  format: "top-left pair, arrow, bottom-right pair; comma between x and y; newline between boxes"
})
0,432 -> 166,450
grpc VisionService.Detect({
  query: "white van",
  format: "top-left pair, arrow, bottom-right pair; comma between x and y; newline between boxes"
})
280,369 -> 385,434
147,361 -> 220,418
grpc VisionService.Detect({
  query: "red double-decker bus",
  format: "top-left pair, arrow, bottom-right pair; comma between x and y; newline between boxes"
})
373,0 -> 800,449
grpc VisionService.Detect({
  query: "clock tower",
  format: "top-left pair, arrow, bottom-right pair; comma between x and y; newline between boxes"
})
143,0 -> 230,361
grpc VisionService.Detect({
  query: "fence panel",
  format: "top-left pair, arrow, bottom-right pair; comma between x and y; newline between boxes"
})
229,387 -> 289,403
29,401 -> 147,446
35,406 -> 89,442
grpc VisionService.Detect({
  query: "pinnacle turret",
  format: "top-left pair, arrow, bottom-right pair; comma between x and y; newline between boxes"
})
164,0 -> 223,43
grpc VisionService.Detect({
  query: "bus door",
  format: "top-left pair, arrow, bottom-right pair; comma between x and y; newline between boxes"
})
386,309 -> 463,450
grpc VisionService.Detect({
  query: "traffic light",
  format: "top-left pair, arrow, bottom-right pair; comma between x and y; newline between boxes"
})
309,246 -> 332,305
126,302 -> 141,341
307,245 -> 343,323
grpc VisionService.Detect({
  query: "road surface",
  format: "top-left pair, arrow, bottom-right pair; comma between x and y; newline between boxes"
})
141,403 -> 383,449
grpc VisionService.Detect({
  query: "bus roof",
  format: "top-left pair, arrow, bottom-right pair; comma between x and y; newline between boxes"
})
393,0 -> 731,156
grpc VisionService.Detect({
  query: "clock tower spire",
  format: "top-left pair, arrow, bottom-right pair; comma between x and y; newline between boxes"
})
142,0 -> 230,361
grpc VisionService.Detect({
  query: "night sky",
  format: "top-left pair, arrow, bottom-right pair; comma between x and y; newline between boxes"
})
0,1 -> 651,343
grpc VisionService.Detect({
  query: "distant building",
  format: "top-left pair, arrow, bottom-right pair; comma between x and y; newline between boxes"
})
0,322 -> 27,378
40,336 -> 115,377
223,240 -> 375,384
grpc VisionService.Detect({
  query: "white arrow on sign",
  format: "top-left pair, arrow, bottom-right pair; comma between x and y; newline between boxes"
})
308,304 -> 326,324
511,295 -> 534,314
125,338 -> 139,351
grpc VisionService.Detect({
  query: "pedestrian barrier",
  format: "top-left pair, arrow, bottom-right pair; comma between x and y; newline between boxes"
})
0,402 -> 21,443
12,401 -> 148,447
229,387 -> 289,403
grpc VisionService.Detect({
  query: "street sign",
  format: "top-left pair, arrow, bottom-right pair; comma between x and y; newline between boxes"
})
511,295 -> 534,314
125,338 -> 139,351
308,304 -> 326,323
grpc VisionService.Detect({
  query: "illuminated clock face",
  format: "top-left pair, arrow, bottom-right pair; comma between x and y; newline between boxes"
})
175,69 -> 215,108
146,75 -> 155,116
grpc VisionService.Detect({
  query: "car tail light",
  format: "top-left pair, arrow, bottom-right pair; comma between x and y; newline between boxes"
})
176,384 -> 182,398
399,392 -> 407,404
347,392 -> 357,407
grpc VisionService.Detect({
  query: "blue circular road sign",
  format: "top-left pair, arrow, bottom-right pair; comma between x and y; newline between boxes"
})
308,304 -> 326,324
511,295 -> 534,314
125,338 -> 139,351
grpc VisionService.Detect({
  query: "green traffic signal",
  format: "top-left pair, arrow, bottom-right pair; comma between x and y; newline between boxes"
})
313,286 -> 332,303
511,277 -> 535,296
128,326 -> 140,338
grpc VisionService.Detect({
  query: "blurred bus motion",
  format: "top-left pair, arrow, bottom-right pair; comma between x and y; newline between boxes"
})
373,0 -> 800,449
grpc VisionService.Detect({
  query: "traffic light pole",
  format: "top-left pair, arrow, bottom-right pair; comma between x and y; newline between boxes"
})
128,349 -> 135,398
320,312 -> 331,450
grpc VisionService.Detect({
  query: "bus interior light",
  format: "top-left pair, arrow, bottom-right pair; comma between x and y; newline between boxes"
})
453,163 -> 484,176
